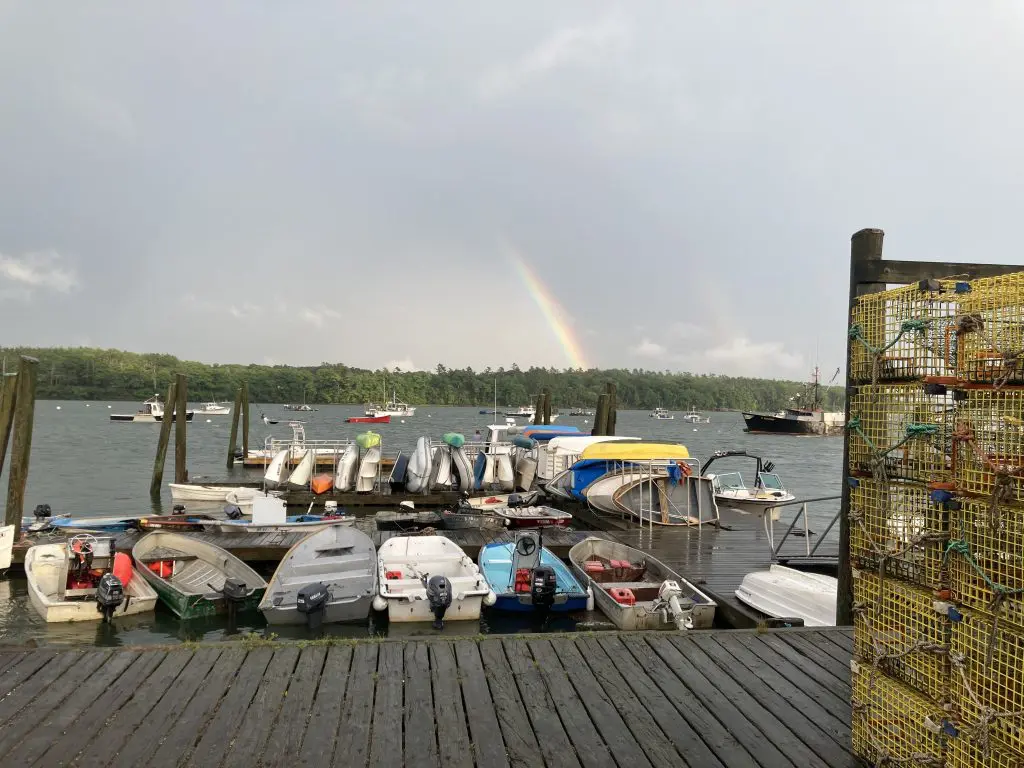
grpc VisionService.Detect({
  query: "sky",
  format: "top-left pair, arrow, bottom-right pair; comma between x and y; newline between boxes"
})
1,2 -> 1023,380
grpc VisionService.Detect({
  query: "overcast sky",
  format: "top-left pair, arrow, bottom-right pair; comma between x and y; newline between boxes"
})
1,2 -> 1022,379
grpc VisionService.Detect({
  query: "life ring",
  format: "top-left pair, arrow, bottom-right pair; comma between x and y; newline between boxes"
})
678,462 -> 693,478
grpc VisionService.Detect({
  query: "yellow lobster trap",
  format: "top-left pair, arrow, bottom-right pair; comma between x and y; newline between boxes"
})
949,736 -> 1024,768
848,383 -> 956,484
850,279 -> 964,385
849,477 -> 949,590
956,272 -> 1024,388
852,661 -> 948,767
948,497 -> 1024,630
951,606 -> 1024,760
954,388 -> 1024,507
853,568 -> 951,704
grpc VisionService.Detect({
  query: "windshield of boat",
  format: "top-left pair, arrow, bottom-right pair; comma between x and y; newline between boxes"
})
715,471 -> 745,490
757,473 -> 785,491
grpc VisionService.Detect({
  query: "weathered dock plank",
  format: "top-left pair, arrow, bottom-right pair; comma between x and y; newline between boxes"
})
0,628 -> 853,767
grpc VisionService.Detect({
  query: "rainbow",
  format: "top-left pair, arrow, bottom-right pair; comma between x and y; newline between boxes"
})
510,251 -> 589,370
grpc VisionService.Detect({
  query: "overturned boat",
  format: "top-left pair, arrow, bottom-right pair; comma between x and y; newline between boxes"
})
735,564 -> 836,627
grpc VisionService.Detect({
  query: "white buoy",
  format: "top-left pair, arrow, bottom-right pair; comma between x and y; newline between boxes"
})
584,419 -> 589,424
56,406 -> 61,410
206,419 -> 212,423
400,419 -> 405,424
372,596 -> 387,612
85,404 -> 90,407
107,405 -> 112,409
428,414 -> 432,418
693,428 -> 698,432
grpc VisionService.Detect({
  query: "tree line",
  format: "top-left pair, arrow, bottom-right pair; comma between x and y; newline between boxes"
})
0,346 -> 845,412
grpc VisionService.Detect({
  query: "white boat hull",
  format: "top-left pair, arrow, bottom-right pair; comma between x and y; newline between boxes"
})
357,447 -> 381,493
735,564 -> 837,626
169,484 -> 258,506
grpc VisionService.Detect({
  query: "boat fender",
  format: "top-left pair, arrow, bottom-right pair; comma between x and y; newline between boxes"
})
112,552 -> 133,585
425,575 -> 453,629
483,590 -> 497,607
585,586 -> 595,612
372,595 -> 388,612
296,582 -> 330,630
530,566 -> 557,612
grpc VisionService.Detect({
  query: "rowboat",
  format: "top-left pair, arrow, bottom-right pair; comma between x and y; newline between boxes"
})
735,564 -> 836,626
137,513 -> 216,531
132,531 -> 267,619
259,525 -> 377,627
168,484 -> 264,506
26,536 -> 157,622
492,505 -> 572,528
568,537 -> 716,630
466,491 -> 539,511
479,531 -> 588,613
347,415 -> 390,423
373,536 -> 496,627
204,514 -> 352,534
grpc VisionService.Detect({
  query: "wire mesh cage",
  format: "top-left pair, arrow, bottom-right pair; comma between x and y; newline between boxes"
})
949,736 -> 1024,768
949,497 -> 1024,629
957,272 -> 1024,387
954,388 -> 1024,506
853,569 -> 951,704
951,607 -> 1024,759
849,477 -> 949,590
849,384 -> 956,484
852,663 -> 947,767
850,280 -> 964,385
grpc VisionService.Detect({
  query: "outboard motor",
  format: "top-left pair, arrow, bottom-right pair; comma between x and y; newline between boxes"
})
530,565 -> 557,613
224,503 -> 244,520
296,582 -> 330,630
657,581 -> 696,630
33,503 -> 52,521
211,577 -> 248,628
172,504 -> 186,514
425,575 -> 453,629
95,573 -> 125,623
507,493 -> 526,508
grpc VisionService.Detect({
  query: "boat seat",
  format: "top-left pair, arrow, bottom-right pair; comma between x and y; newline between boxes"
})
137,546 -> 198,564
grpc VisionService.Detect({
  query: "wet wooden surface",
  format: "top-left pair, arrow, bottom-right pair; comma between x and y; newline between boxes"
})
0,628 -> 855,768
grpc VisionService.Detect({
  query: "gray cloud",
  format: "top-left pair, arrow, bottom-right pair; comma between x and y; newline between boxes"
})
0,2 -> 1020,377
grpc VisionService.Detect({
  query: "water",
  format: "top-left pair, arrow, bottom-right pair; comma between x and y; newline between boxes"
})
0,402 -> 844,646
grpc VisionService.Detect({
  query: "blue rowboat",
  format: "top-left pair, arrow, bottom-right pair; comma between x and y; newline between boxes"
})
479,539 -> 588,613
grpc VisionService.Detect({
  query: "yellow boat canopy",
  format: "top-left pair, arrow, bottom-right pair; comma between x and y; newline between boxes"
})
579,441 -> 690,461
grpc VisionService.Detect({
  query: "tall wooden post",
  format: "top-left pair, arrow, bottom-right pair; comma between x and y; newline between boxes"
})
542,388 -> 552,425
0,374 -> 18,477
226,387 -> 243,469
151,381 -> 178,497
532,395 -> 543,425
241,381 -> 250,458
4,356 -> 38,536
174,373 -> 188,483
838,229 -> 886,625
593,394 -> 609,436
605,382 -> 617,436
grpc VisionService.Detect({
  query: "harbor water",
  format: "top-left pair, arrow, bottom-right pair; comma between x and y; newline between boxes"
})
0,402 -> 843,646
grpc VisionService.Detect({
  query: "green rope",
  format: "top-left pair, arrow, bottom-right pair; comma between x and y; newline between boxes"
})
846,418 -> 938,457
849,319 -> 931,356
945,540 -> 1024,598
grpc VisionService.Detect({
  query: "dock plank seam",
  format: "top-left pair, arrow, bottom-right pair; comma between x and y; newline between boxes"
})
260,645 -> 328,768
296,645 -> 352,768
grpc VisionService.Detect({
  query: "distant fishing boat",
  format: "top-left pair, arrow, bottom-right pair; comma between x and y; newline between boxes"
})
347,414 -> 390,423
194,401 -> 230,415
110,395 -> 194,423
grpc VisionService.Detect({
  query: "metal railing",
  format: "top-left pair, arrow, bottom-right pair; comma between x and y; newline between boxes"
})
765,495 -> 843,559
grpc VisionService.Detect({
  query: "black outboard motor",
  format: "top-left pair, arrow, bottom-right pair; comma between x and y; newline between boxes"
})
95,573 -> 125,623
212,578 -> 248,628
33,504 -> 52,521
531,566 -> 557,613
296,582 -> 330,630
426,575 -> 453,629
507,493 -> 526,508
224,504 -> 244,520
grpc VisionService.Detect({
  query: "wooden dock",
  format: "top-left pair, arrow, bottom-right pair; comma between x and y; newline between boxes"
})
0,628 -> 855,767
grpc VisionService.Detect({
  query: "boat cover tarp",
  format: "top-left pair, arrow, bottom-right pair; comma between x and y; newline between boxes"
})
443,432 -> 465,448
356,431 -> 381,449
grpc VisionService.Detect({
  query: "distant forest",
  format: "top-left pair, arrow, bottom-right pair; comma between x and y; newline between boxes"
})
0,347 -> 845,412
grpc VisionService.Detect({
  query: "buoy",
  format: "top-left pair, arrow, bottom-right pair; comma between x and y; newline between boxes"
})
372,596 -> 387,612
483,590 -> 497,607
55,406 -> 61,410
400,419 -> 405,424
428,414 -> 432,418
107,405 -> 112,409
112,552 -> 133,584
85,404 -> 90,407
206,419 -> 212,423
584,419 -> 588,424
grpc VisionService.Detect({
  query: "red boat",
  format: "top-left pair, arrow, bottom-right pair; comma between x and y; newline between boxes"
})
346,414 -> 391,423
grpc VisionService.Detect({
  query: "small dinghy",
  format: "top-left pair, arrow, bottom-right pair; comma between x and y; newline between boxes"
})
259,526 -> 377,627
389,453 -> 410,491
26,535 -> 157,623
479,530 -> 588,613
429,445 -> 453,491
334,444 -> 359,492
735,564 -> 837,627
287,449 -> 315,488
493,505 -> 572,528
373,536 -> 496,627
27,509 -> 142,533
169,484 -> 260,506
357,447 -> 381,493
569,537 -> 716,630
406,436 -> 433,493
466,491 -> 539,511
311,474 -> 333,494
451,446 -> 475,492
206,514 -> 352,534
137,513 -> 216,531
375,506 -> 443,531
132,531 -> 267,619
264,448 -> 292,488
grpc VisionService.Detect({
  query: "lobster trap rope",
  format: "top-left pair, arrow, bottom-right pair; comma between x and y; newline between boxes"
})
957,312 -> 1023,390
950,650 -> 1024,759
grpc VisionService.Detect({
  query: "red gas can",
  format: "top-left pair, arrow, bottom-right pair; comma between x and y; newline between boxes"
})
609,588 -> 636,606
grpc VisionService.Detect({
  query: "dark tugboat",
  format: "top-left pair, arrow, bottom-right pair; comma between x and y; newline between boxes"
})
742,367 -> 844,436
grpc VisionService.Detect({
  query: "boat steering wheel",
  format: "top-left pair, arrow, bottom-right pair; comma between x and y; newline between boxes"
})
68,533 -> 98,555
515,537 -> 537,557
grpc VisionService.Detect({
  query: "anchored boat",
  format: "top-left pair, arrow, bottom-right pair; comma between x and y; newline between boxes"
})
569,537 -> 716,630
259,525 -> 377,627
701,450 -> 795,516
110,395 -> 194,423
132,531 -> 267,619
479,530 -> 588,613
373,536 -> 496,627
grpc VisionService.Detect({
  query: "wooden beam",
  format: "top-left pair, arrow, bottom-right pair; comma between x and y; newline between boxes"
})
227,385 -> 242,468
174,373 -> 188,484
0,374 -> 18,478
150,381 -> 177,498
855,258 -> 1022,286
592,394 -> 609,436
4,356 -> 38,537
241,381 -> 250,459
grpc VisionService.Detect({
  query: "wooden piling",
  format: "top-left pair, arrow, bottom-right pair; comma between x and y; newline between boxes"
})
226,387 -> 243,469
174,373 -> 188,484
151,382 -> 178,497
592,394 -> 609,436
0,374 -> 18,478
542,388 -> 552,426
532,394 -> 543,425
605,382 -> 617,436
241,382 -> 250,458
4,356 -> 38,536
